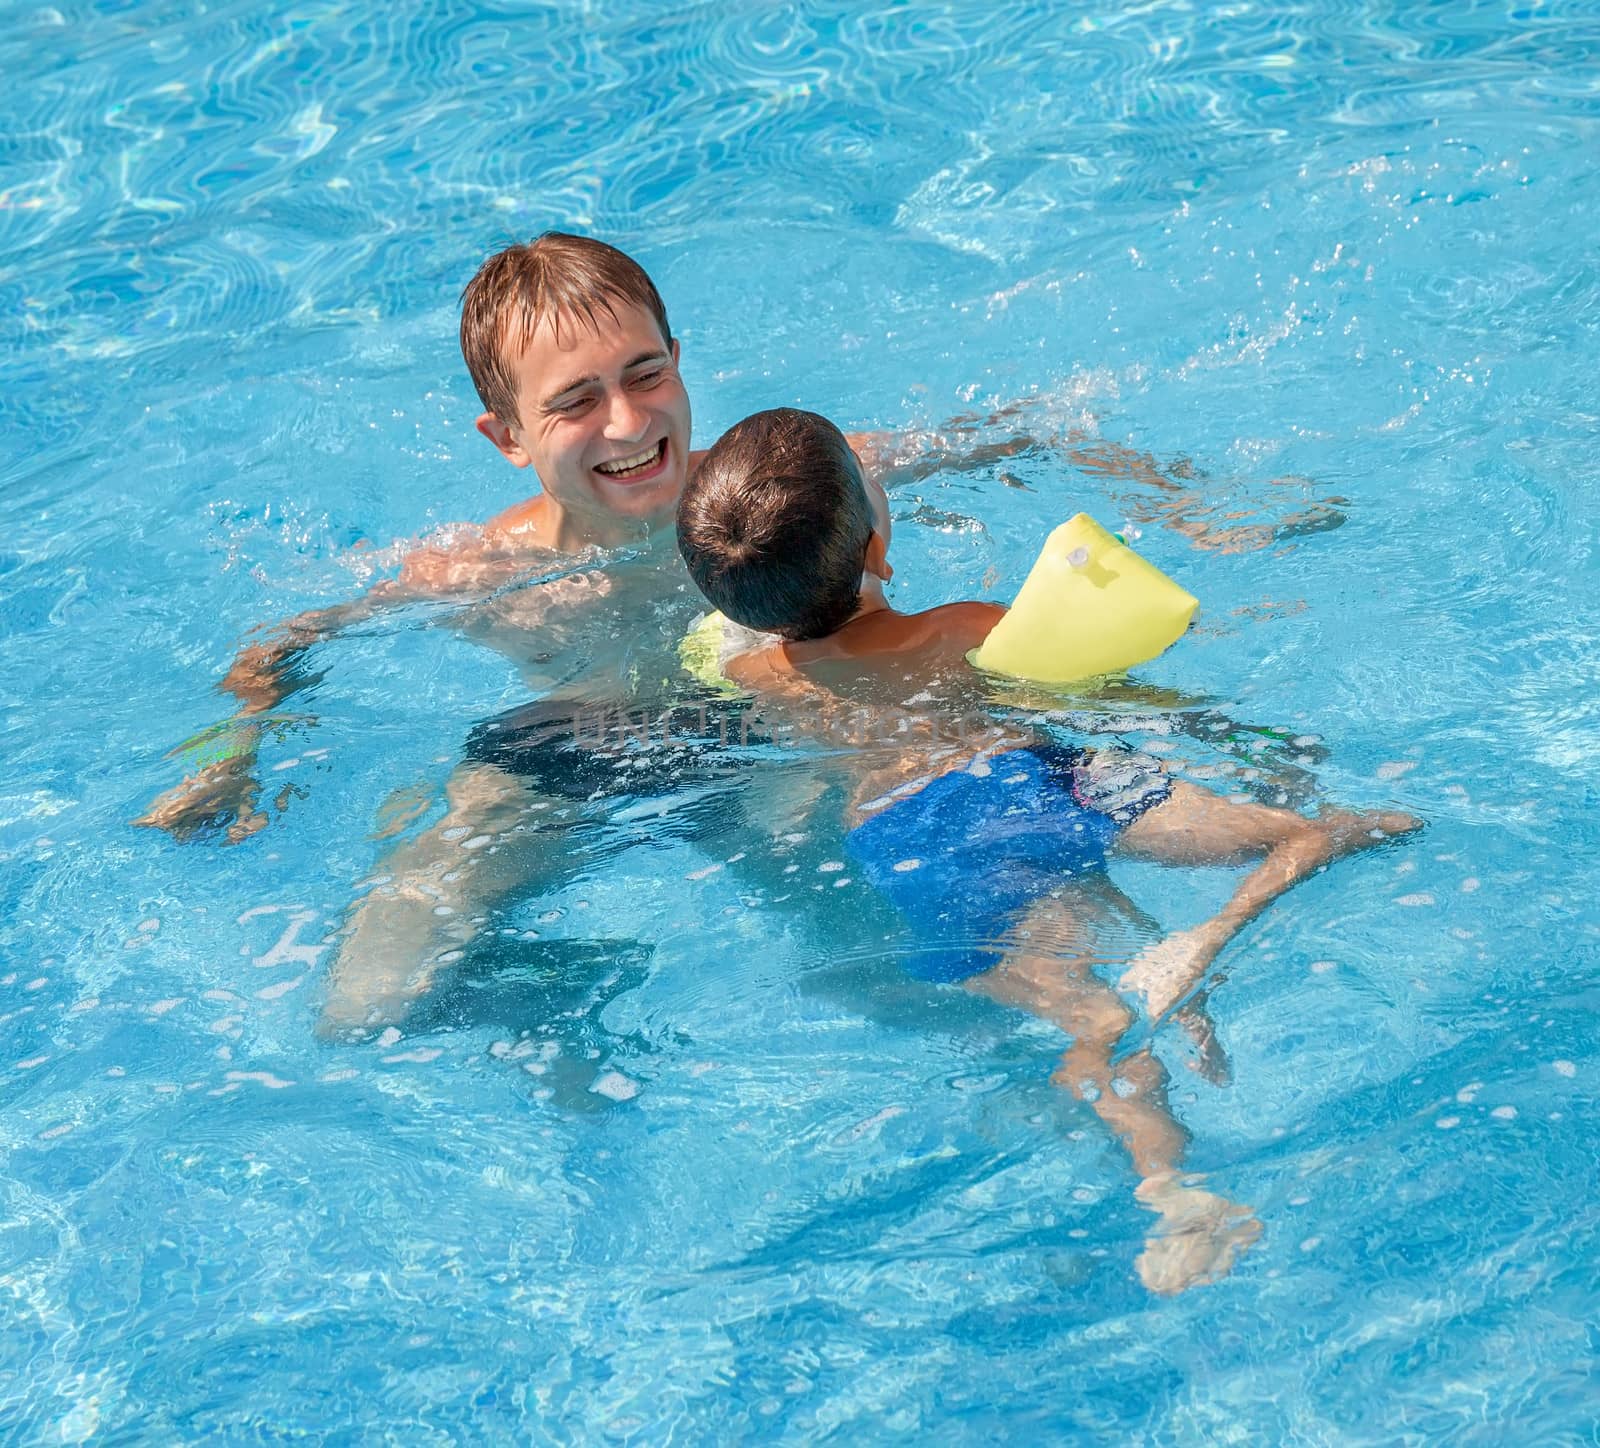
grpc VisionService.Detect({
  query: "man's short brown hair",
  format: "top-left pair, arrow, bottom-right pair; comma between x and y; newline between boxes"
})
460,233 -> 672,427
677,408 -> 873,642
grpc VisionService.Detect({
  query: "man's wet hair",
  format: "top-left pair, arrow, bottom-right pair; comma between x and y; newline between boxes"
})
460,232 -> 672,427
677,408 -> 874,642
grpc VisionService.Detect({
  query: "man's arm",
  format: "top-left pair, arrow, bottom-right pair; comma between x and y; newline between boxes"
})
845,425 -> 1033,492
134,530 -> 550,842
847,394 -> 1346,553
133,584 -> 409,842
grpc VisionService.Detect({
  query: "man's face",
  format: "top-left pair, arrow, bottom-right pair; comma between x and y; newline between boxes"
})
481,300 -> 691,533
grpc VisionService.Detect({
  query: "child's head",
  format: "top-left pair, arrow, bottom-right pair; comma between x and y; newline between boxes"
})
677,408 -> 880,641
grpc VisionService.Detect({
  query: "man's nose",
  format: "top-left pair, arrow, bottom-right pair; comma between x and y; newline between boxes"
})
602,387 -> 649,441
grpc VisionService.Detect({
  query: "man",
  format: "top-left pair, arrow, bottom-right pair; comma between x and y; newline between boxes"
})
137,233 -> 1007,843
137,234 -> 702,844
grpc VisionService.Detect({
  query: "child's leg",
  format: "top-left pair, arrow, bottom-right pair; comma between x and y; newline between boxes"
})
969,893 -> 1260,1295
1115,782 -> 1419,1017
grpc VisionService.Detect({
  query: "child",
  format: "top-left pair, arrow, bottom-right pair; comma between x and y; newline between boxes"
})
677,407 -> 1417,1294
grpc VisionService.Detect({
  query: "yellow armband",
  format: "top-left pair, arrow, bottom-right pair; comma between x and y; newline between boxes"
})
969,514 -> 1198,684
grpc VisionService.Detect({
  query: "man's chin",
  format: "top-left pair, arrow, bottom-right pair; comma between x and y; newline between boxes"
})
590,469 -> 684,520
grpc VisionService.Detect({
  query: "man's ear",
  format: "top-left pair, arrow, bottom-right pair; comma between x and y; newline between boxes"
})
670,337 -> 680,365
864,529 -> 893,582
476,412 -> 532,468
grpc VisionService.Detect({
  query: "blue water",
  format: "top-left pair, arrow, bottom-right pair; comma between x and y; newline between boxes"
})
4,0 -> 1599,1440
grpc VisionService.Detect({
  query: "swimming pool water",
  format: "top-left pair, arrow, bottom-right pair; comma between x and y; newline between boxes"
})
3,0 -> 1598,1440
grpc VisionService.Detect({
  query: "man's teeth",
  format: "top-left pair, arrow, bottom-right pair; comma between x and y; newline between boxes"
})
595,442 -> 663,477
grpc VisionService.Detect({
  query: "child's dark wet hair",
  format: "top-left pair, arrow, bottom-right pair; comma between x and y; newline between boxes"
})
677,408 -> 874,641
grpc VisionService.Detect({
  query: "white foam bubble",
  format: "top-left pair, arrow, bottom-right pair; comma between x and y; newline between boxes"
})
590,1070 -> 640,1102
382,1047 -> 442,1065
226,1070 -> 295,1089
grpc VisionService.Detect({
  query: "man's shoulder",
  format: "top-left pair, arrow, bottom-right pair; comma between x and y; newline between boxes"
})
395,505 -> 560,596
482,493 -> 555,545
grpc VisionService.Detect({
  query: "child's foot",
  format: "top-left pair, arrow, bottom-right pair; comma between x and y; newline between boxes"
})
1173,998 -> 1232,1086
1120,808 -> 1422,1019
1134,1174 -> 1261,1295
1120,925 -> 1220,1020
1318,806 -> 1423,856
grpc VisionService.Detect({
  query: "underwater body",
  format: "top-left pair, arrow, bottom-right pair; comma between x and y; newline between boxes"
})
3,0 -> 1599,1440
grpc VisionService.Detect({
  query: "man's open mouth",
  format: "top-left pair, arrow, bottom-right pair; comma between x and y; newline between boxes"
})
594,439 -> 667,480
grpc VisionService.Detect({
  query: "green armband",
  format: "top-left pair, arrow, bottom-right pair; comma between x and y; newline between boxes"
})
174,720 -> 262,769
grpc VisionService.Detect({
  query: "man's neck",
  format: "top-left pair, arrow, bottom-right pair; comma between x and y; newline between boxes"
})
501,494 -> 669,554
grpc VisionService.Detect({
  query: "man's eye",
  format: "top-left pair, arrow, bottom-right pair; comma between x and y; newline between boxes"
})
553,397 -> 595,416
630,369 -> 666,388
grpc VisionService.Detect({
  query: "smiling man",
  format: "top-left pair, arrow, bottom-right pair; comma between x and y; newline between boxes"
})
137,235 -> 706,844
135,235 -> 734,1028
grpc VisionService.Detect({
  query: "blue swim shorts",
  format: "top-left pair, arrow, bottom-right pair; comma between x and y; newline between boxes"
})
844,743 -> 1170,985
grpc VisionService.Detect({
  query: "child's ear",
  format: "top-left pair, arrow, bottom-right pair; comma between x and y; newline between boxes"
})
864,529 -> 893,582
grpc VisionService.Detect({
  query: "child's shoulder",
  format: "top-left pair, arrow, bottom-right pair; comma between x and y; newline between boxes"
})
817,599 -> 1005,665
875,600 -> 1006,657
723,600 -> 1006,687
915,599 -> 1008,640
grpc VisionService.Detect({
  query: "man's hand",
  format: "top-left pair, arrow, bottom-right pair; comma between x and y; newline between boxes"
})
219,636 -> 309,712
138,523 -> 569,849
844,424 -> 1035,491
133,753 -> 269,843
